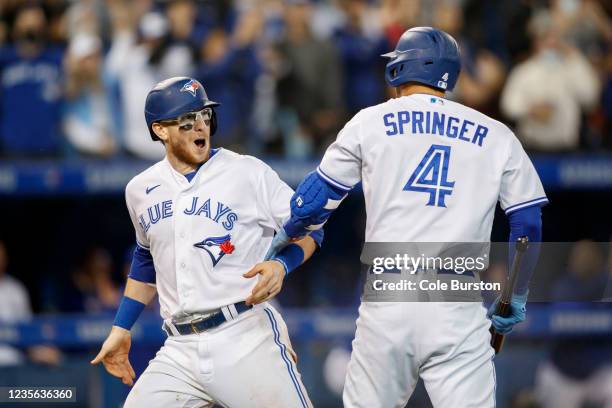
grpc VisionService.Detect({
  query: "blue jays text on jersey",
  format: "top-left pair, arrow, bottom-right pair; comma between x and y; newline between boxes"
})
383,110 -> 488,147
138,196 -> 238,233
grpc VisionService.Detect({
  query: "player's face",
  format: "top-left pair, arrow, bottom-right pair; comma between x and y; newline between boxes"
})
157,108 -> 212,170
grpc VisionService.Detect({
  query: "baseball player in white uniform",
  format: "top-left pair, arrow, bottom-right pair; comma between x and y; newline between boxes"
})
267,27 -> 548,407
91,77 -> 321,407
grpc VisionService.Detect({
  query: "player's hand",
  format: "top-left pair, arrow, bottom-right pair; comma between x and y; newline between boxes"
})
243,260 -> 286,305
487,292 -> 528,335
91,326 -> 136,386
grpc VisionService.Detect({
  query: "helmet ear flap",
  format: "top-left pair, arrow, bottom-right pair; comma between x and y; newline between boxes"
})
391,63 -> 405,79
385,60 -> 407,87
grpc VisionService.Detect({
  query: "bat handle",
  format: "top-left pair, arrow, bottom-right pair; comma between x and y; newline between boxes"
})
516,236 -> 529,252
490,236 -> 529,355
490,328 -> 505,354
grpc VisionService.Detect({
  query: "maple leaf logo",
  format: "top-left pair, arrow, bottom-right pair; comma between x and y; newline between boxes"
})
220,240 -> 235,254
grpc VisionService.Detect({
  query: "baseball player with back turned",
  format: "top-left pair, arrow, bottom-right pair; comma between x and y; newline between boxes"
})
267,27 -> 548,407
91,77 -> 321,407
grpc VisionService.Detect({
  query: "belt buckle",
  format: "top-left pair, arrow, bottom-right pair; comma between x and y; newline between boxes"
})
189,316 -> 206,334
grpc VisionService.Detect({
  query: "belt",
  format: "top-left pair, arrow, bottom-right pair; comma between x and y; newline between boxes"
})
164,301 -> 252,336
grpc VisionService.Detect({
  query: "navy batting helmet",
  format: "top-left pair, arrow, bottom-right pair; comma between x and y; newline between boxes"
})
382,27 -> 461,91
145,77 -> 220,141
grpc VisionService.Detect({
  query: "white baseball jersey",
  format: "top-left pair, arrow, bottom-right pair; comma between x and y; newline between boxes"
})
318,93 -> 548,242
125,149 -> 292,321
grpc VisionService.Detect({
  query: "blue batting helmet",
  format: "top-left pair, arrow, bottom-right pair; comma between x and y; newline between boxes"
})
145,77 -> 220,141
382,27 -> 461,91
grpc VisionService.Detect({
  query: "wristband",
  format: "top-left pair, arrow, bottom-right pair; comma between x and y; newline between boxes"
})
272,244 -> 304,276
113,296 -> 146,330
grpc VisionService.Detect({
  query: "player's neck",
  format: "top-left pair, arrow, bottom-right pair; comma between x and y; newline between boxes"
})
396,84 -> 445,98
166,154 -> 209,175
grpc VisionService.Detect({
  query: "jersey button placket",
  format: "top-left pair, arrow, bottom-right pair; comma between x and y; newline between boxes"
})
175,190 -> 191,307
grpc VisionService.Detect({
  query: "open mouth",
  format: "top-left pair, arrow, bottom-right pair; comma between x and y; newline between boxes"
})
194,138 -> 207,149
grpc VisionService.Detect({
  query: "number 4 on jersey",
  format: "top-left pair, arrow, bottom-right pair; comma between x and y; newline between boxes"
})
403,144 -> 455,207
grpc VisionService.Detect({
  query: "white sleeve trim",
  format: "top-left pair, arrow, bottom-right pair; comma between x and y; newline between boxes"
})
136,241 -> 150,250
504,197 -> 549,214
317,167 -> 352,192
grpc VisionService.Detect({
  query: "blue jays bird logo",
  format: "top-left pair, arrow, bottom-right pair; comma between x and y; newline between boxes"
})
181,80 -> 200,97
194,234 -> 235,266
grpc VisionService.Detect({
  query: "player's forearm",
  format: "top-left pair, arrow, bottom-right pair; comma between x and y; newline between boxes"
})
271,229 -> 323,276
112,278 -> 156,331
294,235 -> 318,264
124,277 -> 157,305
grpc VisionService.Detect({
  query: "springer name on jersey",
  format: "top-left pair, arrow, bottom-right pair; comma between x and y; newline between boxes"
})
317,94 -> 548,243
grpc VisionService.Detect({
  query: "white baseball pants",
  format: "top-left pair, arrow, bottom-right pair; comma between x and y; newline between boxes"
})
124,304 -> 312,408
343,301 -> 496,408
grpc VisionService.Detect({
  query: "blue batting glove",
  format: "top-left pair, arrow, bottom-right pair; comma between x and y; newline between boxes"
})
283,217 -> 313,239
265,228 -> 292,261
487,292 -> 528,335
282,171 -> 346,238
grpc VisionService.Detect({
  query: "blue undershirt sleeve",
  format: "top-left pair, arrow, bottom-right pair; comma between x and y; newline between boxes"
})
128,244 -> 156,284
507,205 -> 542,295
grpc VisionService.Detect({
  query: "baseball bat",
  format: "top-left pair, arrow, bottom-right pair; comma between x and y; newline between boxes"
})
490,236 -> 529,354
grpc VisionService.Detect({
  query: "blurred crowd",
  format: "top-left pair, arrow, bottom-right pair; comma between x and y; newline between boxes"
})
0,0 -> 610,160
